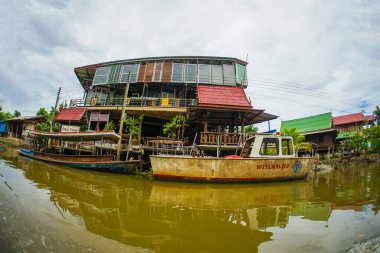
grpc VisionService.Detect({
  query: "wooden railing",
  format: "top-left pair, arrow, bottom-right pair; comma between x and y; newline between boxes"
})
70,97 -> 196,108
200,132 -> 251,146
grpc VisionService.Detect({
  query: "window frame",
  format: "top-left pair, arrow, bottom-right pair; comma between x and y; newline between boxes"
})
198,64 -> 211,83
259,137 -> 280,156
92,66 -> 110,85
120,64 -> 140,83
172,63 -> 184,82
185,64 -> 197,83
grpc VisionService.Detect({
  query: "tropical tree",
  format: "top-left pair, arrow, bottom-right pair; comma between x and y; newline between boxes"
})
374,105 -> 380,126
35,107 -> 59,132
163,115 -> 187,140
36,107 -> 48,116
0,104 -> 14,120
13,110 -> 21,118
103,121 -> 116,131
280,127 -> 305,146
125,115 -> 144,137
280,127 -> 313,153
344,130 -> 369,155
369,125 -> 380,151
244,125 -> 258,134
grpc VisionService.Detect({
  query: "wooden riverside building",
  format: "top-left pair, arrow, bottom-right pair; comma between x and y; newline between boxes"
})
64,56 -> 276,155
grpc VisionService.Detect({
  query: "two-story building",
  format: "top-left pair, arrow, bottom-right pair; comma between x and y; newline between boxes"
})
281,112 -> 337,155
332,112 -> 375,141
68,56 -> 277,149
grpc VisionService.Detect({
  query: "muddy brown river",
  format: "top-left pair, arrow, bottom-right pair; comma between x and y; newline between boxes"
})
0,144 -> 379,253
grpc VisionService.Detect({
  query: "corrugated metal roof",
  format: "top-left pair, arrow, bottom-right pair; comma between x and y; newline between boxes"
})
5,115 -> 45,122
281,112 -> 332,133
365,115 -> 376,122
332,112 -> 365,126
75,56 -> 247,70
28,130 -> 120,141
197,85 -> 252,109
55,108 -> 85,122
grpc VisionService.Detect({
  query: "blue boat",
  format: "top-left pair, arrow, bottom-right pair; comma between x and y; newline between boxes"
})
19,131 -> 140,173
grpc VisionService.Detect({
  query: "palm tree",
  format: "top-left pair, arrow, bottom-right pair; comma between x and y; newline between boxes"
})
281,127 -> 312,153
280,127 -> 305,146
374,105 -> 380,126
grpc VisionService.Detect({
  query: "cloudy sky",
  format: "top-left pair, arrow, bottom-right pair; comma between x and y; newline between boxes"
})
0,0 -> 379,130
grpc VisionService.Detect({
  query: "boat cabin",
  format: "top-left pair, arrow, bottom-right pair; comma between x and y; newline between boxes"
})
240,134 -> 295,158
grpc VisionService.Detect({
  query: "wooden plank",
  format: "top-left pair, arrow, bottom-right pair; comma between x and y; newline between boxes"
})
145,63 -> 155,82
137,64 -> 146,82
162,61 -> 172,82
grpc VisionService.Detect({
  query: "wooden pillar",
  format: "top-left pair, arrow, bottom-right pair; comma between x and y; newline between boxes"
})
117,72 -> 131,161
241,113 -> 245,133
203,111 -> 208,132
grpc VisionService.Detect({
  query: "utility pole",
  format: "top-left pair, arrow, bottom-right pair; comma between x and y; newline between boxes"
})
116,72 -> 131,161
50,86 -> 61,132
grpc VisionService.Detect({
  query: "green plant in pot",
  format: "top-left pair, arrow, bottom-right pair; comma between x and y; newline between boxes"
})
125,114 -> 143,145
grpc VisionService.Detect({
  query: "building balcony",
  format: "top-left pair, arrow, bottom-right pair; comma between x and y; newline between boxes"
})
70,97 -> 196,108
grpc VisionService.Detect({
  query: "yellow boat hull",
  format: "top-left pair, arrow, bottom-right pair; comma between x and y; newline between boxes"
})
150,155 -> 315,183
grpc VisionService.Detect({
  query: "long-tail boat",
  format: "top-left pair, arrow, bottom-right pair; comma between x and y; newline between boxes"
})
150,134 -> 315,183
19,130 -> 140,173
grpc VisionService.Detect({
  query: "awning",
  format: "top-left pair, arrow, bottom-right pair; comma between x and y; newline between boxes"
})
5,115 -> 45,122
55,108 -> 86,122
188,106 -> 277,125
28,130 -> 121,141
197,85 -> 252,109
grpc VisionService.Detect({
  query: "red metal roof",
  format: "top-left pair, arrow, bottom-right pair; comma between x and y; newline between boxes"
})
197,85 -> 252,109
55,108 -> 85,122
332,112 -> 366,126
365,115 -> 376,122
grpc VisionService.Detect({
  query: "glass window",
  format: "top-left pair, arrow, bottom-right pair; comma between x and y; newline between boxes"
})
223,64 -> 235,86
93,67 -> 110,85
108,65 -> 122,84
281,138 -> 294,155
185,64 -> 197,83
236,63 -> 248,86
211,65 -> 223,85
259,138 -> 279,156
198,64 -> 211,83
172,63 -> 184,82
120,64 -> 139,83
153,62 -> 163,82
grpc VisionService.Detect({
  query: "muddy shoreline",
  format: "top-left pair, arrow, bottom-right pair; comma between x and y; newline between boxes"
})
317,153 -> 380,170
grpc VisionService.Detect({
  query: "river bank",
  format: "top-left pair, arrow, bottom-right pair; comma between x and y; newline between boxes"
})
317,153 -> 380,170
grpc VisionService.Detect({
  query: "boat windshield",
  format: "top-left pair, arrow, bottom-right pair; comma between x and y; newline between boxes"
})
281,138 -> 294,156
259,138 -> 279,156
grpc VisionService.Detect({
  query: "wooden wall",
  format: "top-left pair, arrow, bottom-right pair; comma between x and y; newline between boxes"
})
162,61 -> 173,83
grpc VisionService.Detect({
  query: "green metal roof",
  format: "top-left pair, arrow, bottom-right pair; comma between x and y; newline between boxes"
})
281,112 -> 332,133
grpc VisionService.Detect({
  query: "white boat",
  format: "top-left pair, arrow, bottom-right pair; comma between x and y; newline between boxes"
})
150,134 -> 315,183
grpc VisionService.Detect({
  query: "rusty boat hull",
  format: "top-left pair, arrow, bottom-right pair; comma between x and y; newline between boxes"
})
150,155 -> 315,183
19,148 -> 140,173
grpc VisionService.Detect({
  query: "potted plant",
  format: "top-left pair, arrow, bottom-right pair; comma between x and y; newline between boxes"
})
125,115 -> 143,145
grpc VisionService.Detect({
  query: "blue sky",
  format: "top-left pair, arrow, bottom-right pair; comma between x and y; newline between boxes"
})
0,0 -> 379,131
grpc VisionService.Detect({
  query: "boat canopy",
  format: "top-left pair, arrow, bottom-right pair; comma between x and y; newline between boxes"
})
27,130 -> 121,141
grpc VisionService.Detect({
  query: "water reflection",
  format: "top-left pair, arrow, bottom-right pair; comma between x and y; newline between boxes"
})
1,145 -> 379,253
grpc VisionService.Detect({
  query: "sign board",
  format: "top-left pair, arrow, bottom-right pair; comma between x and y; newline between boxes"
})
61,125 -> 80,133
